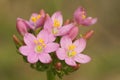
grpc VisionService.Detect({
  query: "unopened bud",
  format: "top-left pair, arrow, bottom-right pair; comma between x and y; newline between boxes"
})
45,14 -> 50,19
67,26 -> 79,40
83,30 -> 94,40
55,62 -> 62,70
40,9 -> 45,16
16,18 -> 28,36
12,35 -> 22,46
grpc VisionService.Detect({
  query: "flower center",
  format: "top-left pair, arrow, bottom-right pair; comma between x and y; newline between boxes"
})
34,38 -> 46,53
53,19 -> 60,28
67,44 -> 77,57
52,28 -> 59,34
31,14 -> 41,23
35,45 -> 43,53
34,38 -> 46,47
67,51 -> 77,57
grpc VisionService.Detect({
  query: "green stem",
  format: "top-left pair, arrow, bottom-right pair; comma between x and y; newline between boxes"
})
47,69 -> 56,80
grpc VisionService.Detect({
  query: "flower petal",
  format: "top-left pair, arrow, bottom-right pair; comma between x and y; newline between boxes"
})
74,38 -> 86,53
25,21 -> 35,30
19,46 -> 33,56
48,34 -> 56,42
45,43 -> 59,53
44,16 -> 53,32
60,36 -> 72,49
39,53 -> 52,63
35,17 -> 44,28
37,30 -> 49,43
82,17 -> 97,26
24,33 -> 36,46
27,53 -> 38,63
57,23 -> 74,36
65,58 -> 77,66
56,48 -> 66,60
51,11 -> 63,27
74,53 -> 91,64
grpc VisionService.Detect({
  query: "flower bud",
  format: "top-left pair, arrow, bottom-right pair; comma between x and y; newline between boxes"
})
55,62 -> 62,70
83,30 -> 94,40
16,18 -> 28,36
40,9 -> 45,17
67,26 -> 79,40
12,34 -> 22,46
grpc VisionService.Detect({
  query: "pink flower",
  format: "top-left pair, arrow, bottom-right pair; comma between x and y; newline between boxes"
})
16,18 -> 29,36
74,7 -> 97,26
19,30 -> 59,64
56,36 -> 91,66
44,11 -> 74,36
26,9 -> 45,30
66,26 -> 79,40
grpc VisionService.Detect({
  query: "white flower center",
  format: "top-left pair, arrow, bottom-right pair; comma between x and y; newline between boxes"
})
52,28 -> 59,34
35,45 -> 43,53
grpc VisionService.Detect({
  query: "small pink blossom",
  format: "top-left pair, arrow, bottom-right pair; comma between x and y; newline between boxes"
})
26,9 -> 45,30
56,36 -> 91,66
19,30 -> 59,64
44,11 -> 74,36
74,7 -> 97,26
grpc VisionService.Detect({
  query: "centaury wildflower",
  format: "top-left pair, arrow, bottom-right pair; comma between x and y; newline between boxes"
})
19,30 -> 59,63
56,36 -> 91,66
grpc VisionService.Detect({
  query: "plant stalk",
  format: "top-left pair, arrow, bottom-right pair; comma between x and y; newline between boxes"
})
46,69 -> 56,80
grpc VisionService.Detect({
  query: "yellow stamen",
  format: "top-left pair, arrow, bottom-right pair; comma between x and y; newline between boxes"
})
39,38 -> 46,47
68,44 -> 76,50
31,14 -> 41,23
53,19 -> 60,28
31,17 -> 37,22
68,51 -> 77,57
39,38 -> 44,44
36,15 -> 41,19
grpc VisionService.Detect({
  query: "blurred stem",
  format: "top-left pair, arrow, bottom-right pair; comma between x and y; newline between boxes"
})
47,69 -> 56,80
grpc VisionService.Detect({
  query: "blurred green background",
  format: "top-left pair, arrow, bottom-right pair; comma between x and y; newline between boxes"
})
0,0 -> 120,80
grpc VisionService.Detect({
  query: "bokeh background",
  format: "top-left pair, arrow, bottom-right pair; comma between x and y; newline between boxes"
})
0,0 -> 120,80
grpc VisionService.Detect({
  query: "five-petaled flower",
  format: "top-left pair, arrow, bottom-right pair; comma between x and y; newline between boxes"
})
56,36 -> 91,66
19,30 -> 59,64
44,11 -> 74,37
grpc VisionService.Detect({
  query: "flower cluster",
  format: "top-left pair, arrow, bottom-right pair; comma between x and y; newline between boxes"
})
13,7 -> 97,78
